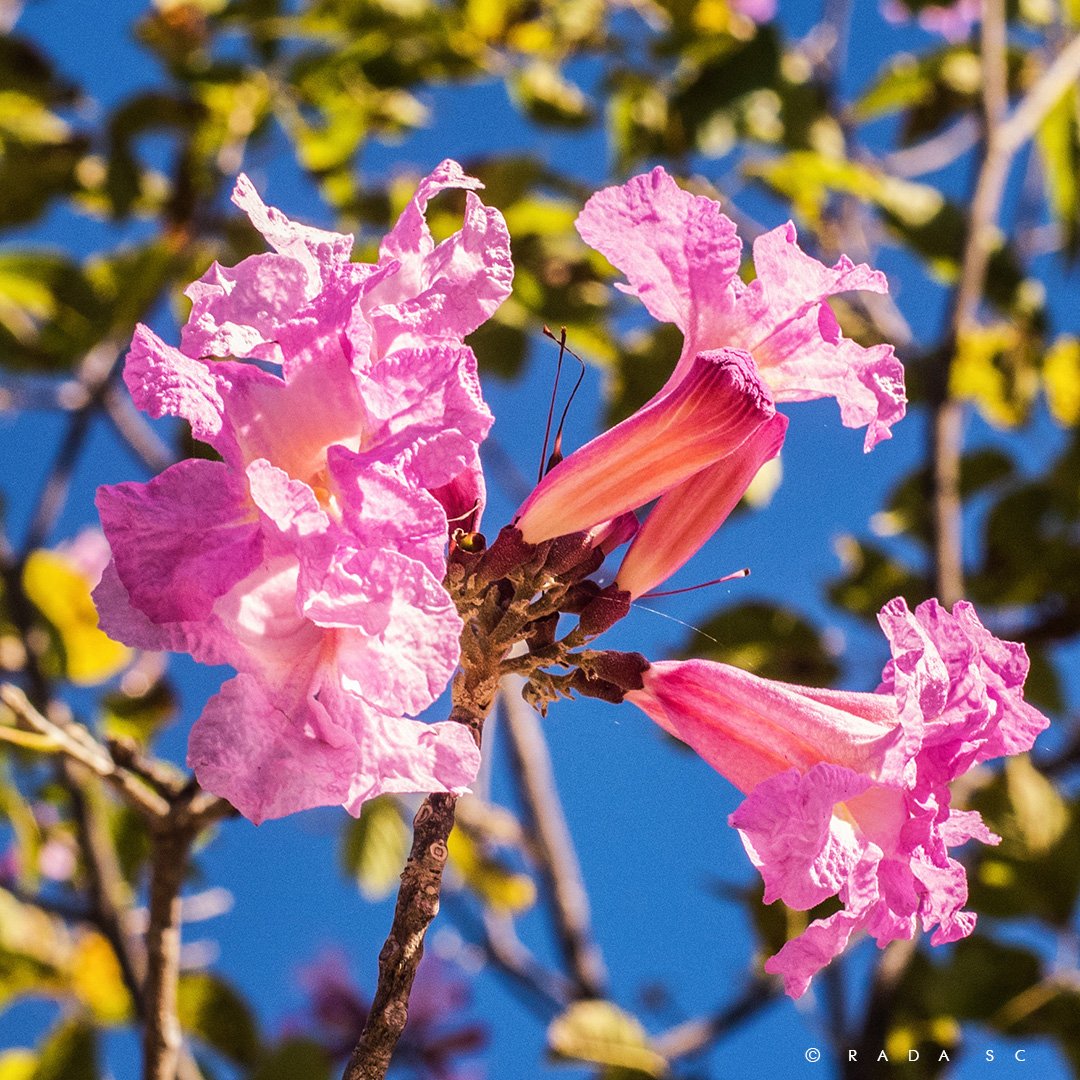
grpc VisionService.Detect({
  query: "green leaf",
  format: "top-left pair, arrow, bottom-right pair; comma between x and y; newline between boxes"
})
102,680 -> 177,746
340,794 -> 409,901
683,601 -> 839,686
511,62 -> 593,128
0,252 -> 104,372
673,29 -> 781,156
1035,85 -> 1080,258
548,1000 -> 667,1078
250,1039 -> 332,1080
828,538 -> 930,622
31,1019 -> 98,1080
875,449 -> 1015,544
447,825 -> 536,914
177,971 -> 261,1067
1043,335 -> 1080,425
0,36 -> 78,104
968,766 -> 1080,926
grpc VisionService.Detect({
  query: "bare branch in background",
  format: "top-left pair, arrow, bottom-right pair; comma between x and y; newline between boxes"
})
501,677 -> 608,1000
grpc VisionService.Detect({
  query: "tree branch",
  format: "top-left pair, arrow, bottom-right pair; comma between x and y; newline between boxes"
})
1,684 -> 171,819
501,677 -> 607,999
652,978 -> 780,1060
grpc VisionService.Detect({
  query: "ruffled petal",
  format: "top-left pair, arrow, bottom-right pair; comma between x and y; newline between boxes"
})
575,166 -> 742,342
231,172 -> 353,274
730,763 -> 872,909
765,908 -> 867,999
340,704 -> 481,815
182,254 -> 315,364
366,161 -> 512,350
329,448 -> 448,578
727,223 -> 906,448
187,673 -> 358,824
359,343 -> 493,490
125,324 -> 226,446
303,548 -> 462,718
96,460 -> 262,624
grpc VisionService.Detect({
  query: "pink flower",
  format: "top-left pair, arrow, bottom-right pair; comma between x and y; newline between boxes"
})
95,162 -> 512,823
626,598 -> 1048,997
514,168 -> 904,599
731,0 -> 776,23
881,0 -> 979,41
576,167 -> 905,452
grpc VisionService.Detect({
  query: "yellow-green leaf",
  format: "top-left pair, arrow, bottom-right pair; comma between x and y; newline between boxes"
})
548,1000 -> 667,1077
70,931 -> 132,1025
340,795 -> 409,901
447,825 -> 536,914
177,971 -> 261,1067
949,322 -> 1036,428
1044,335 -> 1080,425
0,1050 -> 36,1080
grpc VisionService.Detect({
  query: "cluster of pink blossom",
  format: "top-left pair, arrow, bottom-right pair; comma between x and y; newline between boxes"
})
94,161 -> 1048,998
95,161 -> 511,822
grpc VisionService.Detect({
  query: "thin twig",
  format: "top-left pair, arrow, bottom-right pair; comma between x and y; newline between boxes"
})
652,978 -> 780,1060
999,31 -> 1080,153
1,684 -> 171,819
102,384 -> 177,474
884,115 -> 981,178
343,648 -> 500,1079
501,677 -> 607,999
18,337 -> 127,560
929,0 -> 1010,607
342,792 -> 461,1080
929,20 -> 1080,606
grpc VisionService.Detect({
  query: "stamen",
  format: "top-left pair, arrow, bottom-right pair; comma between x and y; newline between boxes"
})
640,568 -> 750,599
538,325 -> 567,484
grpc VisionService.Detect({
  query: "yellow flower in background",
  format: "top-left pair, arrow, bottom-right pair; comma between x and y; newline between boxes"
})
22,530 -> 130,686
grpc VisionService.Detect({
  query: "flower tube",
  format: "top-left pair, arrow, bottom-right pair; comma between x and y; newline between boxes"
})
615,411 -> 788,598
626,598 -> 1049,997
516,348 -> 776,543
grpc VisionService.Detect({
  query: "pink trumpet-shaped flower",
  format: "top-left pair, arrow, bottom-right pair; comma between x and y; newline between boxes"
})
577,167 -> 905,451
626,598 -> 1048,998
516,348 -> 778,547
95,162 -> 512,823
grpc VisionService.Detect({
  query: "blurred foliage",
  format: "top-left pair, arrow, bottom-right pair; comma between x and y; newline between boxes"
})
340,793 -> 410,901
0,0 -> 1080,1076
548,999 -> 667,1077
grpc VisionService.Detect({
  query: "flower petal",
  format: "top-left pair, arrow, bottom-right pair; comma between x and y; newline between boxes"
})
367,161 -> 513,349
765,907 -> 867,999
303,548 -> 462,719
575,166 -> 742,342
96,460 -> 262,624
730,763 -> 872,909
187,673 -> 358,824
125,324 -> 227,446
359,343 -> 493,490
